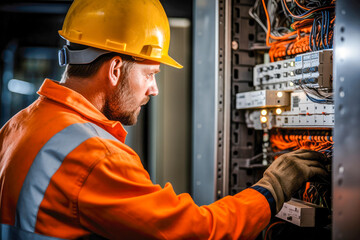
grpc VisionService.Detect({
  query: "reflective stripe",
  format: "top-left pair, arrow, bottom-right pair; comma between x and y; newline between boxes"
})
15,122 -> 119,232
1,224 -> 65,240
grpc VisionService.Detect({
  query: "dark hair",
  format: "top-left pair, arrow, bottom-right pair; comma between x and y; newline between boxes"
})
62,51 -> 135,80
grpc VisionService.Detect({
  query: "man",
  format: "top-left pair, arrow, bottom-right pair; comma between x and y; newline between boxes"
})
0,0 -> 327,239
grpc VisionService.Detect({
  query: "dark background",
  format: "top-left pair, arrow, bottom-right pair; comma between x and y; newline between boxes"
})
0,0 -> 192,125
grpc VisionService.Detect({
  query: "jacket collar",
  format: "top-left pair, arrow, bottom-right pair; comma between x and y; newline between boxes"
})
37,79 -> 127,143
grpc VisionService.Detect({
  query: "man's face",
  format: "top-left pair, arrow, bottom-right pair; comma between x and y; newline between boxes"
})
103,60 -> 160,125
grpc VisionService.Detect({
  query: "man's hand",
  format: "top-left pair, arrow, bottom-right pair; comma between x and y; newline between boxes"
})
255,149 -> 328,213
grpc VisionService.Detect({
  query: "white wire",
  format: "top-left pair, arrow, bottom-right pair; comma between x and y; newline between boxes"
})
248,0 -> 291,38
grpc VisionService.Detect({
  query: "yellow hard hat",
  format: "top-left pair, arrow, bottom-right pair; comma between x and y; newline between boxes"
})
58,0 -> 182,69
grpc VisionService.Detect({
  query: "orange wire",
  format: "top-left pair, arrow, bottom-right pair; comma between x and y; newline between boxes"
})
262,0 -> 274,46
291,19 -> 313,30
262,0 -> 335,59
294,0 -> 310,11
270,133 -> 333,152
331,16 -> 336,24
303,182 -> 311,202
282,0 -> 335,19
262,0 -> 306,46
264,221 -> 286,240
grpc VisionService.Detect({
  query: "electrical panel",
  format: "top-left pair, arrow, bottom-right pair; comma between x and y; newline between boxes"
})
237,89 -> 335,129
236,50 -> 334,129
229,0 -> 335,239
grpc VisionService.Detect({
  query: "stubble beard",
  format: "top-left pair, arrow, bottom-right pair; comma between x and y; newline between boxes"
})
103,75 -> 149,126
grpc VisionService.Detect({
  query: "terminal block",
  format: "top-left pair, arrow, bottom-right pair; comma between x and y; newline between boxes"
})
254,50 -> 333,91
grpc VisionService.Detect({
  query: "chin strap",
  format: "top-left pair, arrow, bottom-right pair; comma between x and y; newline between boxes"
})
58,45 -> 110,66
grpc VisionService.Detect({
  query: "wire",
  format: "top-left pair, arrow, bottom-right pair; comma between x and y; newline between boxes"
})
263,0 -> 306,44
299,84 -> 334,104
264,221 -> 286,240
302,182 -> 332,209
254,0 -> 336,60
282,0 -> 335,20
291,19 -> 314,30
294,0 -> 310,11
259,0 -> 333,61
303,182 -> 311,202
270,133 -> 333,152
250,0 -> 292,39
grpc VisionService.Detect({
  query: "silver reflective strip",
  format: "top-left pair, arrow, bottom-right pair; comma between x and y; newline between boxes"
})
1,223 -> 65,240
15,122 -> 118,232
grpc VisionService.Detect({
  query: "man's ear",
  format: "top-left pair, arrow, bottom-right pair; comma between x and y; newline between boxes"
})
108,56 -> 123,87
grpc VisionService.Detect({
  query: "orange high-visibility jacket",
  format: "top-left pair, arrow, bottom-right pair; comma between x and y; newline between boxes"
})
0,79 -> 275,240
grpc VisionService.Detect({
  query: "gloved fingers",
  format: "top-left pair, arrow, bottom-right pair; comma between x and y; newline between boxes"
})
277,149 -> 307,159
291,149 -> 311,154
298,159 -> 328,170
309,167 -> 329,180
292,149 -> 326,161
309,173 -> 331,184
278,149 -> 325,162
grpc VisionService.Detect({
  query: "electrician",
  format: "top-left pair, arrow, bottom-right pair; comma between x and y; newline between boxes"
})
0,0 -> 327,239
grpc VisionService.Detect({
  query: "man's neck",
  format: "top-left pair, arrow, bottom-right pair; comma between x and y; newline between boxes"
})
60,76 -> 107,113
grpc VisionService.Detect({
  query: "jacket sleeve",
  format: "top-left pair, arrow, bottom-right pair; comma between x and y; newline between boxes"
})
77,151 -> 275,240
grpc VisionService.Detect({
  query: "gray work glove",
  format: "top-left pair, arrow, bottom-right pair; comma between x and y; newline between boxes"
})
255,149 -> 328,213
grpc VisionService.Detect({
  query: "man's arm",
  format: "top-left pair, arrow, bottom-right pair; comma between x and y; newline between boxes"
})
77,152 -> 272,239
77,149 -> 326,239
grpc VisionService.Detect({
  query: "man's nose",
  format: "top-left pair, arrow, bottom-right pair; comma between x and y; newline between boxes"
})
147,79 -> 159,96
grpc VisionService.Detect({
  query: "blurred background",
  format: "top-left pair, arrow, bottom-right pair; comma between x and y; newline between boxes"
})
0,0 -> 193,195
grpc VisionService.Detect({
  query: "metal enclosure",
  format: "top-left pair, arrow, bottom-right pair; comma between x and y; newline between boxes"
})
192,0 -> 232,205
333,1 -> 360,239
230,0 -> 263,195
192,0 -> 218,205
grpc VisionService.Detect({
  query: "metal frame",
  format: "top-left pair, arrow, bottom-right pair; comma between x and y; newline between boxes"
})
192,0 -> 219,205
216,0 -> 232,199
192,0 -> 232,205
333,1 -> 360,239
192,0 -> 261,204
229,0 -> 260,195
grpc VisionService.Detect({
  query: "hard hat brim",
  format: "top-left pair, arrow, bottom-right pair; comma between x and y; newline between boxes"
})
159,55 -> 183,69
59,31 -> 183,69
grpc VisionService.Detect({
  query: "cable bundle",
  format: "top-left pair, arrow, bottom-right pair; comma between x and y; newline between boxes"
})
299,84 -> 334,104
253,0 -> 336,61
302,182 -> 331,209
309,11 -> 335,50
270,133 -> 333,152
